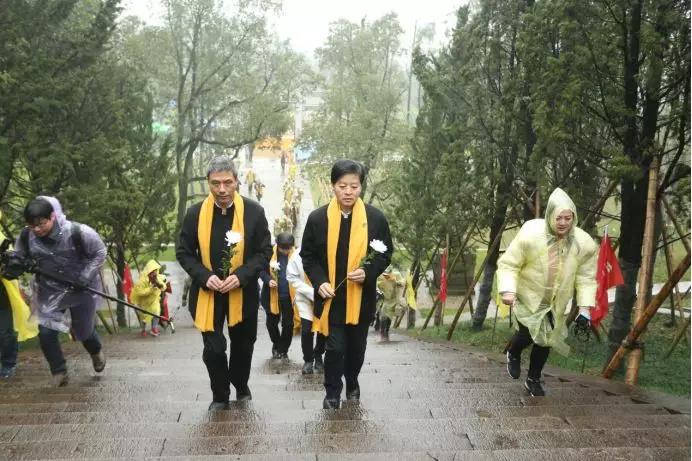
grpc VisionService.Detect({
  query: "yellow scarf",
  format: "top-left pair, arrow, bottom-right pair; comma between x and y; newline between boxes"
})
1,278 -> 37,341
269,245 -> 296,314
313,197 -> 368,336
195,192 -> 245,331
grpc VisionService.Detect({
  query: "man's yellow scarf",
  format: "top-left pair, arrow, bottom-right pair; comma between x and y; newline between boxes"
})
195,192 -> 245,332
313,197 -> 368,336
269,245 -> 296,314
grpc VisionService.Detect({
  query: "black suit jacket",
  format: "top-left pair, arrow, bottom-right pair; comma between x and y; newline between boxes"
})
300,203 -> 393,324
176,196 -> 272,320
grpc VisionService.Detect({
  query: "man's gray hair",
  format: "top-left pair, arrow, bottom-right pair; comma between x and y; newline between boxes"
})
206,155 -> 238,178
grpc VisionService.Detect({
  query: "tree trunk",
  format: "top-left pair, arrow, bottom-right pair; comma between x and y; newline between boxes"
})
606,0 -> 644,365
471,182 -> 510,328
115,242 -> 127,328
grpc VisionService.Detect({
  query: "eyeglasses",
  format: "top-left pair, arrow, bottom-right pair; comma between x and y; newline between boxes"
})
27,218 -> 51,231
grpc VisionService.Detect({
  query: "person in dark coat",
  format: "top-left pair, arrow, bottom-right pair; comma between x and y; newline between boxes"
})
177,156 -> 272,410
259,232 -> 296,361
300,159 -> 393,409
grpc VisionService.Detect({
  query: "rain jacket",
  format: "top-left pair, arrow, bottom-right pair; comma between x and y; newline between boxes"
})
377,269 -> 405,320
0,211 -> 38,341
497,188 -> 597,355
14,196 -> 107,341
286,250 -> 315,321
130,260 -> 164,324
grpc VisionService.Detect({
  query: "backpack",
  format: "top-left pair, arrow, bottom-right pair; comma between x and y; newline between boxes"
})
20,222 -> 87,261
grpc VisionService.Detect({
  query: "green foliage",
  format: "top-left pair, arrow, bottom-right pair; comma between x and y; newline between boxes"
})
300,13 -> 410,199
418,313 -> 691,396
0,0 -> 176,267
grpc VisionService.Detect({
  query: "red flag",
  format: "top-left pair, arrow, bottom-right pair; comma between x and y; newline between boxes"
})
438,249 -> 448,303
592,235 -> 624,327
122,265 -> 134,303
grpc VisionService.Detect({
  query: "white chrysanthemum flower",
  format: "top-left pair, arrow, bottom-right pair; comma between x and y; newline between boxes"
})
369,239 -> 388,254
225,230 -> 243,246
270,260 -> 281,271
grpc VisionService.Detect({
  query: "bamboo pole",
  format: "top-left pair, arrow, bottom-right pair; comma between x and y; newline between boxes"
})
99,271 -> 118,333
662,197 -> 691,255
420,247 -> 462,332
665,315 -> 691,359
603,252 -> 690,378
446,220 -> 507,340
624,156 -> 659,385
419,229 -> 475,332
662,225 -> 686,323
435,234 -> 450,327
580,180 -> 619,230
402,240 -> 442,329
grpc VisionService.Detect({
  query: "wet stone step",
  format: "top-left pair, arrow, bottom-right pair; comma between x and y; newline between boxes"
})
160,432 -> 473,456
431,403 -> 672,419
466,427 -> 692,450
0,438 -> 166,459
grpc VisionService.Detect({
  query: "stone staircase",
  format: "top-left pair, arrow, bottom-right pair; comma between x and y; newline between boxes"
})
0,305 -> 689,460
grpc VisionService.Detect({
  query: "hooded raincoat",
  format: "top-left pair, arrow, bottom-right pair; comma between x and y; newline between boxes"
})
14,197 -> 107,341
497,188 -> 597,355
130,260 -> 164,324
0,211 -> 38,341
377,269 -> 405,320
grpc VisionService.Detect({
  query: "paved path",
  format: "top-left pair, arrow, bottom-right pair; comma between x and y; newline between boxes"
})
0,157 -> 689,459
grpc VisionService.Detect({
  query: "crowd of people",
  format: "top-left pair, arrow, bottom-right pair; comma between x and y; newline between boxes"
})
0,153 -> 597,407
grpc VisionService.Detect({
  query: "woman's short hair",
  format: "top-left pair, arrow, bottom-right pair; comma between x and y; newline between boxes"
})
330,159 -> 366,185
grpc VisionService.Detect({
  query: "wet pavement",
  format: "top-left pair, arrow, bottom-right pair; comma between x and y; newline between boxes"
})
1,157 -> 689,459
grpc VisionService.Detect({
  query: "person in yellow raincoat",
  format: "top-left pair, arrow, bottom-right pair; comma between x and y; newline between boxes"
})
376,266 -> 405,342
498,188 -> 597,396
131,260 -> 166,337
244,168 -> 256,196
0,213 -> 38,378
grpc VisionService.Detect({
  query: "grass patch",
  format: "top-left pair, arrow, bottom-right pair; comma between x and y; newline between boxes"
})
413,314 -> 691,396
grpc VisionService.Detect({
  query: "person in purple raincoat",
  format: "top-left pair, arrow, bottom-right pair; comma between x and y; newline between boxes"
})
14,196 -> 107,386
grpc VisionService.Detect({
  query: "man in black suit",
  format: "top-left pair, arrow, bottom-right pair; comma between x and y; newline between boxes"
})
301,159 -> 393,409
177,156 -> 272,410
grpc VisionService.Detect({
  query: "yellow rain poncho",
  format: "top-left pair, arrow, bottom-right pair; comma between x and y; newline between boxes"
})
130,260 -> 164,324
0,211 -> 38,341
377,269 -> 405,320
497,188 -> 597,355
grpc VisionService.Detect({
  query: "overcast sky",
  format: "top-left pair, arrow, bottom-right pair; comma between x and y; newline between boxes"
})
121,0 -> 465,57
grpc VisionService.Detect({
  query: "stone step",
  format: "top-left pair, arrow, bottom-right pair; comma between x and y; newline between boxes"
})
3,427 -> 686,459
6,414 -> 688,441
0,384 -> 607,404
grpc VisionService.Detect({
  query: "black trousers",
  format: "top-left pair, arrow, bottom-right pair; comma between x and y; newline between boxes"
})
264,296 -> 294,354
300,318 -> 326,363
38,325 -> 101,375
507,322 -> 550,380
0,306 -> 18,369
201,303 -> 258,402
324,321 -> 369,400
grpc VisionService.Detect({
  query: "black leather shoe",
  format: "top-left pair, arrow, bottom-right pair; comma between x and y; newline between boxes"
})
236,386 -> 252,401
322,397 -> 340,409
506,351 -> 521,380
208,401 -> 230,411
313,356 -> 324,373
301,361 -> 314,375
524,378 -> 545,397
345,387 -> 360,401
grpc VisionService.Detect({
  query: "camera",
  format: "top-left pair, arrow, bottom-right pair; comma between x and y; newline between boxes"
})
0,239 -> 35,280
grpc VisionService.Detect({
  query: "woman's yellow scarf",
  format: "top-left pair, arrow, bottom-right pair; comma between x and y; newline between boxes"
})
195,192 -> 245,332
269,245 -> 296,314
313,197 -> 368,336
